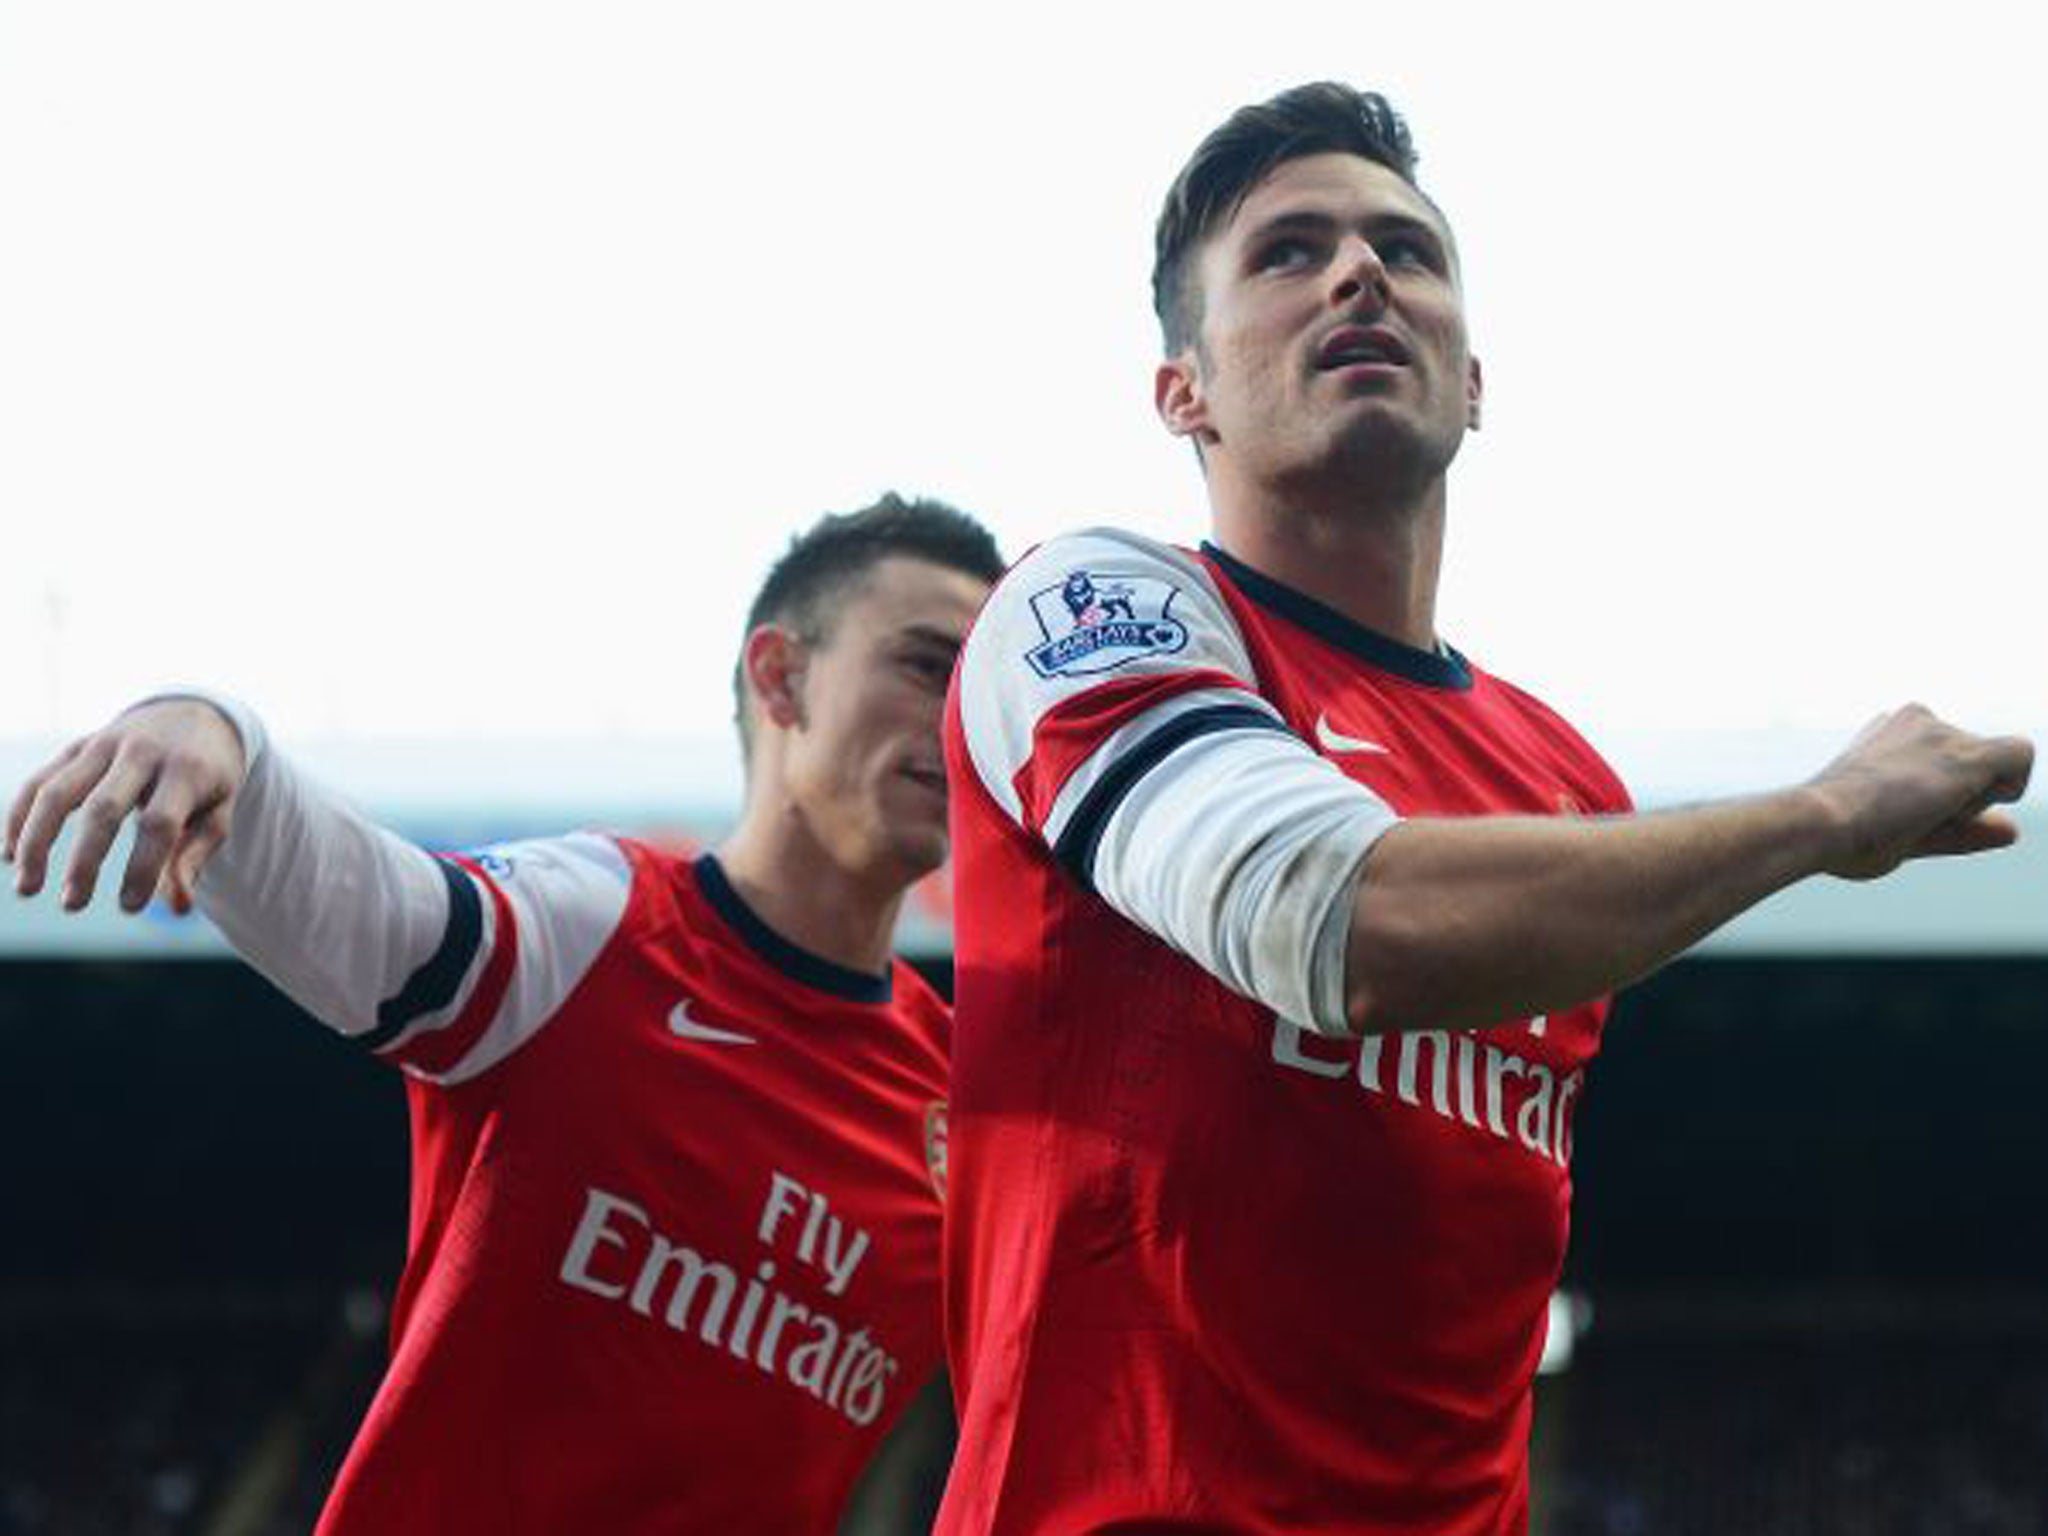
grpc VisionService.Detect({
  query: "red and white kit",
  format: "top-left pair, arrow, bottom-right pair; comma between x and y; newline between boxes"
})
195,713 -> 950,1535
939,530 -> 1630,1534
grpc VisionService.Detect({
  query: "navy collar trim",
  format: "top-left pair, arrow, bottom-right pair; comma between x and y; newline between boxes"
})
692,855 -> 894,1004
1200,541 -> 1473,691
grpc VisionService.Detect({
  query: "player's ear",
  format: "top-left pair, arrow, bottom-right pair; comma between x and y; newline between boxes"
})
742,625 -> 808,732
1155,351 -> 1212,443
1465,353 -> 1484,432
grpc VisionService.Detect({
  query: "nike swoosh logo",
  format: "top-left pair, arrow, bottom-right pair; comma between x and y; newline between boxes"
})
1314,713 -> 1391,755
667,1001 -> 757,1046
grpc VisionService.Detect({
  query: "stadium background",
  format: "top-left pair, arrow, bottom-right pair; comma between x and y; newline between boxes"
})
5,5 -> 2044,1527
2,745 -> 2041,1536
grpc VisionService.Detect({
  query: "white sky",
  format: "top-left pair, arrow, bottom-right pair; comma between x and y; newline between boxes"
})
3,2 -> 2043,806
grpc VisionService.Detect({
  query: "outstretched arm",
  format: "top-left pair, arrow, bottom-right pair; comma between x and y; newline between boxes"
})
6,695 -> 629,1079
7,695 -> 466,1034
953,530 -> 2034,1039
1078,700 -> 2030,1037
1340,704 -> 2031,1033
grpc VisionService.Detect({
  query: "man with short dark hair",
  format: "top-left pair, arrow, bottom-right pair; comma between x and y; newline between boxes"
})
938,84 -> 2031,1532
9,494 -> 1004,1534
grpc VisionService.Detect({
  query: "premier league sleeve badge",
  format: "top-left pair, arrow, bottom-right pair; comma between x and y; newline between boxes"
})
1023,568 -> 1191,678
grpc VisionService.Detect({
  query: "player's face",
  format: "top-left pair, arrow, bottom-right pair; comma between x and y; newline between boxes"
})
784,556 -> 989,885
1165,152 -> 1482,497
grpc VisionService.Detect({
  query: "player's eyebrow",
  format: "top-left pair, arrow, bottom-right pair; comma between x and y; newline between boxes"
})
1237,207 -> 1338,249
897,622 -> 966,657
1366,211 -> 1447,250
1242,206 -> 1444,251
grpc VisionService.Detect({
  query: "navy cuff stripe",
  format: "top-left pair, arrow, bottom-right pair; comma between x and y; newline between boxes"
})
363,858 -> 485,1051
1052,703 -> 1291,891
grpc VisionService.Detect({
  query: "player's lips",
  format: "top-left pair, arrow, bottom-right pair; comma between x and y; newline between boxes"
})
1315,325 -> 1410,372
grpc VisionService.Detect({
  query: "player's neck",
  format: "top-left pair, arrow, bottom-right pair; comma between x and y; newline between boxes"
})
713,814 -> 904,982
1208,473 -> 1446,652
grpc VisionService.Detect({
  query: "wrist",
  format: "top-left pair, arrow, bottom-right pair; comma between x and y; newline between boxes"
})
1784,777 -> 1861,879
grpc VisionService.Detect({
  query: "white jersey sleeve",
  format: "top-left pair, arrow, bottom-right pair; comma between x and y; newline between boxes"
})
190,700 -> 630,1084
955,527 -> 1284,847
955,528 -> 1399,1035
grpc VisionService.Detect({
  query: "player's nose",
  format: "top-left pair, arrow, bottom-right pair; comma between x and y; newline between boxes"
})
1329,235 -> 1389,314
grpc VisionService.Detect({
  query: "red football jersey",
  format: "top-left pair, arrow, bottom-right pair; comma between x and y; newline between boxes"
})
306,843 -> 951,1535
193,774 -> 952,1534
939,531 -> 1631,1534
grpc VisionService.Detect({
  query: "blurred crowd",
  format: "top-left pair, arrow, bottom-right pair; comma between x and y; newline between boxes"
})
1543,1328 -> 2048,1535
0,1293 -> 378,1536
5,1291 -> 2044,1535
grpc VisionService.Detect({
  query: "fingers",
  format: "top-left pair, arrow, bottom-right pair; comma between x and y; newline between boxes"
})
1980,734 -> 2035,806
118,762 -> 215,913
1909,809 -> 2021,861
159,803 -> 234,916
9,736 -> 120,900
1826,710 -> 2034,852
50,742 -> 163,912
12,699 -> 250,915
5,736 -> 87,867
1888,726 -> 2031,866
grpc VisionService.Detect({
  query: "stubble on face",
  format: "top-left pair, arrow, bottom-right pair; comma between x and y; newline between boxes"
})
1183,153 -> 1479,515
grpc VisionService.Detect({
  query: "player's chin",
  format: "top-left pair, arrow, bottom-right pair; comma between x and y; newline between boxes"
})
1330,410 -> 1458,476
869,784 -> 947,862
881,825 -> 950,886
891,792 -> 952,851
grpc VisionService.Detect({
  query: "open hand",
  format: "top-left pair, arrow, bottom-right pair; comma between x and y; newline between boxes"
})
6,698 -> 248,915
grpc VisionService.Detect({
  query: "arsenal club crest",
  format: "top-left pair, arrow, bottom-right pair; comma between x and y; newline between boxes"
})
924,1101 -> 949,1201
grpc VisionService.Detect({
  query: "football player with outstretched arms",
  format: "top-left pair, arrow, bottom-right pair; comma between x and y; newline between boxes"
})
9,495 -> 1004,1535
936,85 -> 2033,1534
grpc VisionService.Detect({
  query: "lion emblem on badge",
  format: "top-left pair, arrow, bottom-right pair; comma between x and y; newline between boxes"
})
1061,571 -> 1139,627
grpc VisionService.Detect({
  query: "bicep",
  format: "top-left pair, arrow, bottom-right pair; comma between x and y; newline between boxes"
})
1091,727 -> 1396,1035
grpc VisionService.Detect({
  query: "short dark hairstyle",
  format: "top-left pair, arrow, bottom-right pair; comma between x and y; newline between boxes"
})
733,492 -> 1005,750
1152,83 -> 1427,354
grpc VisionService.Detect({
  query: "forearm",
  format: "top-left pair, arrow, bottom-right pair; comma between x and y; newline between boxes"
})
199,732 -> 458,1038
1344,786 -> 1842,1033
